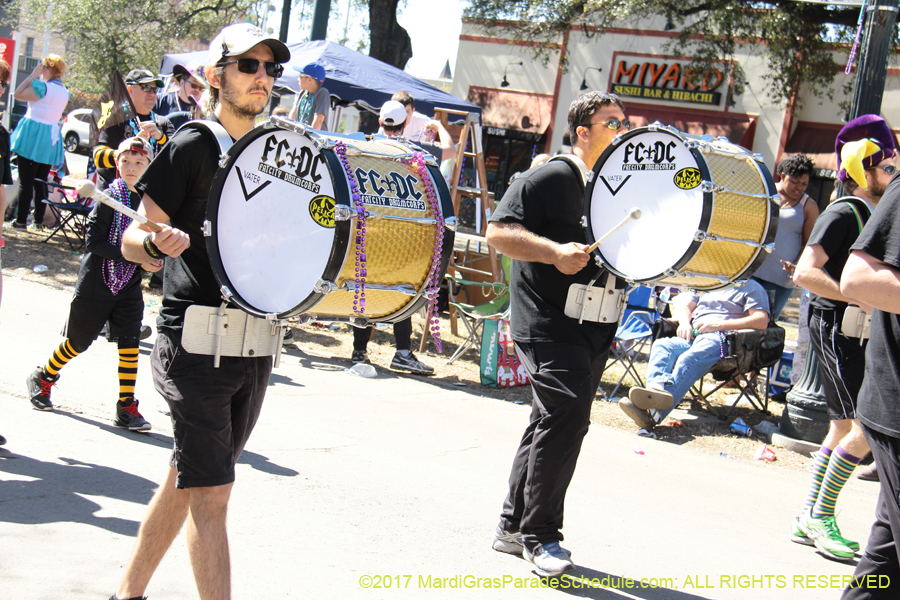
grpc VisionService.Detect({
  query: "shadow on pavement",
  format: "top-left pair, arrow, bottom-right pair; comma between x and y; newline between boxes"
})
56,409 -> 300,479
552,566 -> 713,599
0,452 -> 154,536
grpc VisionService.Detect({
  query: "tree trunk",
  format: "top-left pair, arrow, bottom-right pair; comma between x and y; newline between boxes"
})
361,0 -> 412,133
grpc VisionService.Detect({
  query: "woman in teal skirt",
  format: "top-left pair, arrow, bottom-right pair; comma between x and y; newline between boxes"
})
10,54 -> 69,230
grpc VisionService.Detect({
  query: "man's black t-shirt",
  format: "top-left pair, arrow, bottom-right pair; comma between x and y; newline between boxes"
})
490,158 -> 614,352
74,189 -> 142,300
806,198 -> 870,312
135,118 -> 230,332
852,176 -> 900,438
96,114 -> 175,186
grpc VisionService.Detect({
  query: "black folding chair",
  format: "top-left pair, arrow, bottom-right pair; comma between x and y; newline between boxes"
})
40,177 -> 92,251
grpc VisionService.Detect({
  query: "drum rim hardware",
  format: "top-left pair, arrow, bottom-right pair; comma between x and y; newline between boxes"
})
700,180 -> 779,202
692,230 -> 776,251
334,205 -> 458,230
314,279 -> 422,297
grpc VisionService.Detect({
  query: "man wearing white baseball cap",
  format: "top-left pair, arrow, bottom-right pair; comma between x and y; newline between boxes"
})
110,22 -> 289,600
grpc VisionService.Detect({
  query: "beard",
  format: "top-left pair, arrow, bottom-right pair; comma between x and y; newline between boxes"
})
219,69 -> 269,119
868,175 -> 887,200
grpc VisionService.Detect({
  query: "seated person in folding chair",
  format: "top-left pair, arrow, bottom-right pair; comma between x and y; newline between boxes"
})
25,137 -> 163,431
619,279 -> 769,432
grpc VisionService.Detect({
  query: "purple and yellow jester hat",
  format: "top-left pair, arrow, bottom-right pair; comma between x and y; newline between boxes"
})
836,114 -> 897,190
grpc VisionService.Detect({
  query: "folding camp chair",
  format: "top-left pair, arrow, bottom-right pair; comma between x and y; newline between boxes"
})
602,286 -> 660,400
443,255 -> 511,364
40,172 -> 94,251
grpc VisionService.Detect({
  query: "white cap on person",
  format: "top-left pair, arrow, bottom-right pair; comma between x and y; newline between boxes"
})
380,101 -> 407,127
207,23 -> 291,66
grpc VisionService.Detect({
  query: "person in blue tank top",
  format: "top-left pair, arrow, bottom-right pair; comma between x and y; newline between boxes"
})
9,54 -> 70,231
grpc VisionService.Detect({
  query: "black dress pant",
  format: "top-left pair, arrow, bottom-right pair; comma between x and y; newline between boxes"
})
352,317 -> 412,352
14,156 -> 51,226
499,329 -> 615,550
843,425 -> 900,599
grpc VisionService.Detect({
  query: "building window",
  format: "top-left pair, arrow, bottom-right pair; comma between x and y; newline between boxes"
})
25,37 -> 34,58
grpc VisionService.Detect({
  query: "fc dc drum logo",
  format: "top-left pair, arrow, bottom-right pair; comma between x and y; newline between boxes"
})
673,167 -> 702,190
309,195 -> 336,228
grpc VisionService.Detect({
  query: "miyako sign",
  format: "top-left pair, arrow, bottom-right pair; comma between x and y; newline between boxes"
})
610,57 -> 726,107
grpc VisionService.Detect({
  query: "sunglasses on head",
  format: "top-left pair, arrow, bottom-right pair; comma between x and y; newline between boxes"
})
581,118 -> 631,131
219,58 -> 284,79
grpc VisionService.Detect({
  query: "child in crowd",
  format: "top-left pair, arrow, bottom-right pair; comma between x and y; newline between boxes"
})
26,137 -> 162,430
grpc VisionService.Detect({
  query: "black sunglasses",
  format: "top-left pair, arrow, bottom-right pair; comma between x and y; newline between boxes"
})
218,58 -> 284,79
581,118 -> 631,131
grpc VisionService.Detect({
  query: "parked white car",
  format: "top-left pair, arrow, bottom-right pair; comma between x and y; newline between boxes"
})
61,108 -> 93,153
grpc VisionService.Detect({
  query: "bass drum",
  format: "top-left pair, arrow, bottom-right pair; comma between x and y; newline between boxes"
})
584,125 -> 778,290
204,118 -> 455,323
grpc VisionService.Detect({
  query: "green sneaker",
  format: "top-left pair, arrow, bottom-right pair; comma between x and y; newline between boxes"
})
789,517 -> 814,546
799,512 -> 858,560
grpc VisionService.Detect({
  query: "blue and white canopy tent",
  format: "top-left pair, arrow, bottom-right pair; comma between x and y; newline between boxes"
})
159,39 -> 479,124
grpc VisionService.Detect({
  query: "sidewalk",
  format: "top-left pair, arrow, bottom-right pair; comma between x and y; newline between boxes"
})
0,277 -> 880,599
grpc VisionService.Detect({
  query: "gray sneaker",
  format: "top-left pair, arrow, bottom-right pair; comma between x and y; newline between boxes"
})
523,542 -> 575,578
619,398 -> 656,430
492,526 -> 524,555
492,526 -> 571,557
26,368 -> 58,411
390,352 -> 434,375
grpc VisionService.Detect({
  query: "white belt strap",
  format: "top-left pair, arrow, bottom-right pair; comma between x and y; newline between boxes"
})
182,304 -> 285,367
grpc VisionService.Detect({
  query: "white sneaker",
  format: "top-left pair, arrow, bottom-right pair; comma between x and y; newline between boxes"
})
523,542 -> 575,577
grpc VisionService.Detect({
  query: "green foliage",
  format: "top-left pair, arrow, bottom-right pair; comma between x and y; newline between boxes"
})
463,0 -> 890,109
9,0 -> 256,91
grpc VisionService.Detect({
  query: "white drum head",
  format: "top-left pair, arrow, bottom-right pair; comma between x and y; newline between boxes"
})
588,129 -> 707,281
213,127 -> 336,315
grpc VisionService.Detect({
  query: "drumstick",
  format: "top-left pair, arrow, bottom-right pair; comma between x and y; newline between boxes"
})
586,207 -> 642,253
76,180 -> 163,233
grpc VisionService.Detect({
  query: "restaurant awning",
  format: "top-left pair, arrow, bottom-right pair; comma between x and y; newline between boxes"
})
783,122 -> 845,174
467,87 -> 552,135
626,104 -> 757,148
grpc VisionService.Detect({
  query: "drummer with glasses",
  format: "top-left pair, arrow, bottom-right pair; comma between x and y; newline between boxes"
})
485,92 -> 626,578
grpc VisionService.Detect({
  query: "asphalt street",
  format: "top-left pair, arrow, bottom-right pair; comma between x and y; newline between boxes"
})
0,276 -> 882,599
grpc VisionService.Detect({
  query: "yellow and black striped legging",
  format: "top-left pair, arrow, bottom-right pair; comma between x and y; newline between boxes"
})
44,337 -> 140,403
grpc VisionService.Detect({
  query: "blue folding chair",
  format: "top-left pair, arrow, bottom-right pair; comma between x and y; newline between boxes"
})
602,286 -> 660,400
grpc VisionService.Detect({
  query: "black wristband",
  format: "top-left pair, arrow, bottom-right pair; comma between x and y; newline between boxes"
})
143,234 -> 165,260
